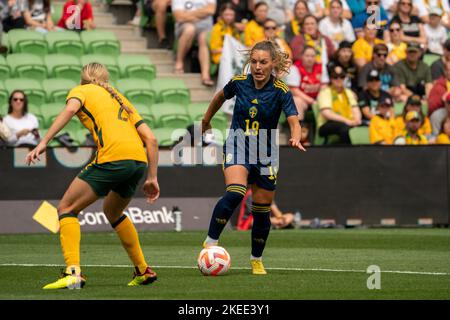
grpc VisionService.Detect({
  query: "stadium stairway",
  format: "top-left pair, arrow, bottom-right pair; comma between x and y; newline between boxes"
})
85,0 -> 216,104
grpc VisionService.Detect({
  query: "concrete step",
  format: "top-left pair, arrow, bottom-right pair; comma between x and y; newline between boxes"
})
121,48 -> 174,61
154,61 -> 176,74
97,24 -> 141,38
120,39 -> 148,50
190,88 -> 215,103
158,73 -> 208,88
94,13 -> 116,25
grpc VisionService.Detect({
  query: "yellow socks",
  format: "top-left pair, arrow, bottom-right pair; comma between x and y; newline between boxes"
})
59,213 -> 81,275
112,215 -> 148,274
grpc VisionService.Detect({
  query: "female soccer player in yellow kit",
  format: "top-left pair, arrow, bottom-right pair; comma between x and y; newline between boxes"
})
26,63 -> 160,289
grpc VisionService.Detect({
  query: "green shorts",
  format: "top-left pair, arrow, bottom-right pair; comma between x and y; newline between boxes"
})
78,160 -> 147,198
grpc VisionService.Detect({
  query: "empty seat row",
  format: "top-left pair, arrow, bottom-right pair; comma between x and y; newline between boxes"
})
0,53 -> 156,82
3,30 -> 121,57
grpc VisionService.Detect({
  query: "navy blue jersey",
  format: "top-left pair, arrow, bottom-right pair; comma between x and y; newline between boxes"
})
222,73 -> 297,170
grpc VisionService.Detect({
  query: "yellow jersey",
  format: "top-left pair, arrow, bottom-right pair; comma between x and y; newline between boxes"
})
352,38 -> 384,62
244,20 -> 265,48
394,115 -> 432,137
66,84 -> 147,164
436,133 -> 450,144
369,115 -> 396,144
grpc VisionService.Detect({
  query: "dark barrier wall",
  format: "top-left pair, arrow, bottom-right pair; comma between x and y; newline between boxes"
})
0,146 -> 448,226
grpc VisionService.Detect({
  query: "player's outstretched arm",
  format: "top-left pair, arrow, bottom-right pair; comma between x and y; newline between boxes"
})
137,123 -> 160,204
287,115 -> 306,152
25,98 -> 81,165
201,90 -> 226,133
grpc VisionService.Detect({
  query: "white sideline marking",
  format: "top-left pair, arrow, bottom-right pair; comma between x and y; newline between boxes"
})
0,263 -> 448,276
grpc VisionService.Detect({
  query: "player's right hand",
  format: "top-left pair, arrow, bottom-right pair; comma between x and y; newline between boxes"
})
25,142 -> 47,166
201,118 -> 212,134
143,178 -> 160,204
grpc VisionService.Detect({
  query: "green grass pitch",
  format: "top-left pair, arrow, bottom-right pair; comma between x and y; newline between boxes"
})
0,229 -> 449,299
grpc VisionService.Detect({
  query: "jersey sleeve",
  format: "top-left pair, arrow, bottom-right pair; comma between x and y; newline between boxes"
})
223,78 -> 238,100
281,90 -> 298,118
66,86 -> 85,107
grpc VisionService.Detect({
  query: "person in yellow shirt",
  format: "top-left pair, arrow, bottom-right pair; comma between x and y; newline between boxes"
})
394,94 -> 432,137
386,21 -> 407,65
369,96 -> 396,144
25,63 -> 160,289
244,1 -> 268,48
210,3 -> 241,65
393,110 -> 429,145
263,18 -> 292,61
436,117 -> 450,144
352,20 -> 385,69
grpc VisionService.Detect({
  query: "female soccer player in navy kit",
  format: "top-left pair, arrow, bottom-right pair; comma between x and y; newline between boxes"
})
201,40 -> 306,275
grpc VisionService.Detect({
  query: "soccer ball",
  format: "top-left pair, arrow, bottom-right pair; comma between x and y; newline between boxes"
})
197,246 -> 231,276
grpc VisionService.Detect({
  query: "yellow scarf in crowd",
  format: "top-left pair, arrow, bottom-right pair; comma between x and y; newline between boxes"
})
304,33 -> 322,63
331,88 -> 352,120
291,19 -> 301,36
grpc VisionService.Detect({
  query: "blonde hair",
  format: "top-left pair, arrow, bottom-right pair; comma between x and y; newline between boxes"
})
242,40 -> 291,79
80,62 -> 133,115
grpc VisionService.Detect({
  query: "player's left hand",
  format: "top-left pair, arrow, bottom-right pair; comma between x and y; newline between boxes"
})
143,178 -> 160,204
289,138 -> 306,152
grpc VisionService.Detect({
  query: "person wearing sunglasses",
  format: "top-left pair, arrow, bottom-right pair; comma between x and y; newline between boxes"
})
389,0 -> 427,48
2,90 -> 40,148
386,21 -> 407,65
263,18 -> 292,63
352,20 -> 386,69
317,65 -> 361,144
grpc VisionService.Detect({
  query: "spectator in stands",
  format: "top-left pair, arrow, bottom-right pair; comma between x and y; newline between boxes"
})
210,3 -> 240,65
264,0 -> 291,26
284,0 -> 309,44
382,0 -> 401,19
318,0 -> 355,50
347,0 -> 365,16
352,20 -> 385,69
127,0 -> 141,26
389,0 -> 427,48
317,65 -> 361,144
151,0 -> 172,48
0,0 -> 27,31
263,18 -> 291,59
270,202 -> 294,229
394,94 -> 432,138
386,20 -> 407,65
327,40 -> 358,91
369,95 -> 396,144
393,110 -> 428,144
351,0 -> 389,39
428,67 -> 450,134
216,0 -> 253,32
431,39 -> 450,81
306,0 -> 324,19
424,7 -> 447,56
290,14 -> 335,74
24,0 -> 54,33
358,43 -> 401,101
414,0 -> 450,29
285,45 -> 322,120
172,0 -> 216,87
358,69 -> 394,126
435,116 -> 450,144
324,0 -> 352,19
394,42 -> 432,100
0,113 -> 12,146
244,1 -> 267,48
2,91 -> 40,147
57,0 -> 95,31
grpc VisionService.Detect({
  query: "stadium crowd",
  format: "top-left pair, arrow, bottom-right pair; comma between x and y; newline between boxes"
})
2,0 -> 450,147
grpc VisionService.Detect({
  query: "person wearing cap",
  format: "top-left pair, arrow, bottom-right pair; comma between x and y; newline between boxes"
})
352,20 -> 386,69
358,69 -> 394,126
414,0 -> 450,29
386,20 -> 407,65
327,40 -> 358,91
428,61 -> 450,133
431,39 -> 450,81
394,42 -> 432,100
424,7 -> 447,56
393,110 -> 428,144
390,0 -> 427,48
394,94 -> 432,137
369,96 -> 396,144
435,116 -> 450,144
318,0 -> 355,50
358,43 -> 402,100
316,65 -> 361,144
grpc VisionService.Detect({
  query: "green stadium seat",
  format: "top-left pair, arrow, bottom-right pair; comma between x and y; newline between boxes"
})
0,103 -> 7,116
81,31 -> 121,56
73,128 -> 92,146
8,29 -> 48,56
0,81 -> 7,109
59,118 -> 85,142
394,101 -> 404,115
27,104 -> 44,127
187,102 -> 228,131
39,129 -> 61,147
1,32 -> 8,52
0,56 -> 11,81
116,78 -> 156,106
81,54 -> 120,81
42,78 -> 77,103
150,78 -> 190,105
52,3 -> 63,25
152,127 -> 188,147
311,103 -> 340,145
150,102 -> 191,129
46,31 -> 84,57
134,103 -> 156,128
6,53 -> 47,81
423,53 -> 440,67
45,54 -> 82,83
349,126 -> 370,145
40,103 -> 64,128
4,78 -> 46,106
117,55 -> 156,80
